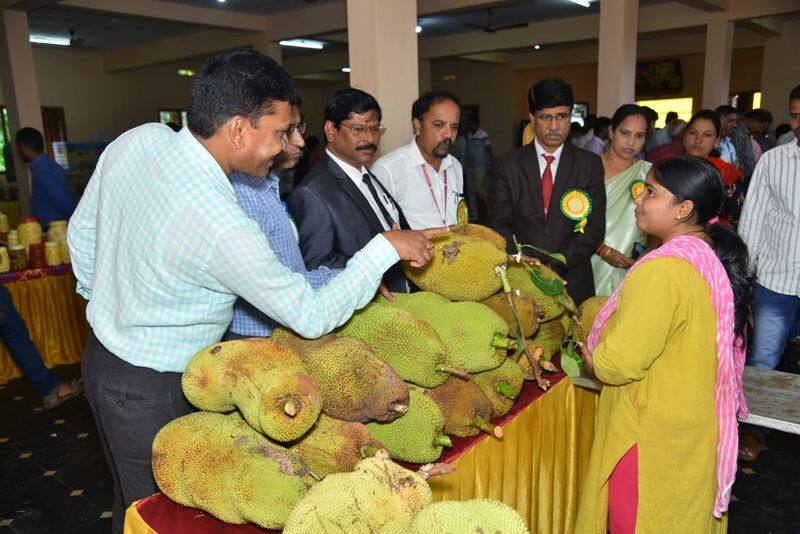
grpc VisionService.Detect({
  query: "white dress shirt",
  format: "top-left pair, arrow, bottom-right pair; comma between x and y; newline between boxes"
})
718,137 -> 738,165
326,148 -> 398,230
739,140 -> 800,296
534,139 -> 565,183
372,137 -> 464,229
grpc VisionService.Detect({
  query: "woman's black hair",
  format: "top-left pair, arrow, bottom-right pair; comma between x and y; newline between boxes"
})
610,104 -> 648,130
687,109 -> 722,137
650,156 -> 754,338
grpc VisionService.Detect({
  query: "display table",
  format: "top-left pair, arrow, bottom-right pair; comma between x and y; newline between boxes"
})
124,373 -> 599,533
0,266 -> 89,384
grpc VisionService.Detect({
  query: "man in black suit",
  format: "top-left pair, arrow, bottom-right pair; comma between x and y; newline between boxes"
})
487,78 -> 605,305
288,88 -> 411,292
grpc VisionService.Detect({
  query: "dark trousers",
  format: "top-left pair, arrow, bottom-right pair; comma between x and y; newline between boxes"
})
0,285 -> 59,398
81,331 -> 192,534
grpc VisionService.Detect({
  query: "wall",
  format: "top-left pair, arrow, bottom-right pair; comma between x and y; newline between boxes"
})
760,19 -> 800,128
0,47 -> 346,145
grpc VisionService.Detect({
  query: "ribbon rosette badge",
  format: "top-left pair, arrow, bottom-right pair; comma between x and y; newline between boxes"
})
560,189 -> 592,233
629,179 -> 645,201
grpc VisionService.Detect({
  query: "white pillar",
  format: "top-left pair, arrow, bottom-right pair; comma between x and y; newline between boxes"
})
596,0 -> 638,116
0,8 -> 41,215
346,0 -> 418,153
760,20 -> 800,124
702,15 -> 734,109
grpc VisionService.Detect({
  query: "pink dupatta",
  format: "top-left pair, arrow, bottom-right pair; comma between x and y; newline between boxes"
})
587,235 -> 747,518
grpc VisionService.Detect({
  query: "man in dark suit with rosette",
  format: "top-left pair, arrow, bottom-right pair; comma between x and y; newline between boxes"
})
487,78 -> 606,305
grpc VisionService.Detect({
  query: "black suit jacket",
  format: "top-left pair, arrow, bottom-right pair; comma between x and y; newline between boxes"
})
287,154 -> 410,292
486,142 -> 606,305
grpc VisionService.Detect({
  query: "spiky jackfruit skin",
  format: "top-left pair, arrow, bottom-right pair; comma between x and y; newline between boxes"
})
288,414 -> 383,477
473,358 -> 526,418
271,329 -> 409,423
382,295 -> 509,373
182,339 -> 321,442
283,454 -> 433,534
152,412 -> 315,529
574,296 -> 609,345
425,376 -> 494,437
403,233 -> 506,301
449,223 -> 507,252
338,302 -> 450,388
506,262 -> 567,321
367,389 -> 447,463
481,291 -> 541,338
410,499 -> 530,534
529,318 -> 566,360
376,290 -> 450,312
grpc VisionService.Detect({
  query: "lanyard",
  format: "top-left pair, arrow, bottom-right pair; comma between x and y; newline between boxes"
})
421,164 -> 448,226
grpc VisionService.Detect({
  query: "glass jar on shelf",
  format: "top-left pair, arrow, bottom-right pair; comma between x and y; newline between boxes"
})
18,217 -> 43,255
9,245 -> 27,271
28,242 -> 46,269
44,241 -> 61,266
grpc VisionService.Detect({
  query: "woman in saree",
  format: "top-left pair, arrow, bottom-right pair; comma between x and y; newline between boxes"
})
576,156 -> 753,533
592,104 -> 651,296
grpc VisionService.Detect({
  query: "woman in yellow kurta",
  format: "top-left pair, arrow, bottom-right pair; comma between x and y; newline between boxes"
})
576,156 -> 752,533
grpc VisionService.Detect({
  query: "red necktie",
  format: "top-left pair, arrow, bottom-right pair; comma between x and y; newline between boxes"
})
541,154 -> 555,217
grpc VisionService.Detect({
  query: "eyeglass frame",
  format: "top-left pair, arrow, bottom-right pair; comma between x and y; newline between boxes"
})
338,122 -> 387,137
534,112 -> 572,123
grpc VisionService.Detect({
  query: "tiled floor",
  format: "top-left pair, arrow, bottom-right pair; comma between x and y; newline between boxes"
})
0,349 -> 798,533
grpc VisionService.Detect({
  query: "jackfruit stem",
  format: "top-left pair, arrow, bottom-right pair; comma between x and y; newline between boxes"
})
436,364 -> 470,380
473,416 -> 503,438
495,380 -> 517,399
491,334 -> 511,349
434,433 -> 453,448
388,401 -> 408,415
281,397 -> 300,417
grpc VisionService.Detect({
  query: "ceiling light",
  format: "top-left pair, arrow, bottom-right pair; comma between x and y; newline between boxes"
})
279,39 -> 324,50
533,44 -> 541,50
29,35 -> 70,46
416,25 -> 422,33
341,67 -> 351,73
178,69 -> 196,77
217,0 -> 226,2
567,0 -> 591,7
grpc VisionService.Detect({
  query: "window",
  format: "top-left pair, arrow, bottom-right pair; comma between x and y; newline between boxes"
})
636,97 -> 694,128
158,109 -> 188,129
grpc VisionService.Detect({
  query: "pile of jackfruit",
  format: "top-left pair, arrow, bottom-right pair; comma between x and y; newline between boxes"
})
152,223 -> 609,532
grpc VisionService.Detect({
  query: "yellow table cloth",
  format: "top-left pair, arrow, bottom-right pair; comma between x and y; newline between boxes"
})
0,272 -> 89,384
125,378 -> 599,534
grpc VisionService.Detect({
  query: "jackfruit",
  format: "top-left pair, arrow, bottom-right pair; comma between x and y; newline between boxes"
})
574,296 -> 609,345
403,232 -> 507,301
529,318 -> 566,360
473,358 -> 526,418
507,262 -> 575,321
182,338 -> 321,442
271,329 -> 409,422
152,412 -> 315,529
481,291 -> 542,338
449,222 -> 507,252
426,376 -> 501,438
410,499 -> 530,534
289,414 -> 383,477
283,452 -> 433,534
382,294 -> 510,373
338,301 -> 459,388
366,388 -> 451,463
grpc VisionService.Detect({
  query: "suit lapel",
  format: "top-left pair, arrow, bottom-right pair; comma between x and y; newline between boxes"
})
325,156 -> 385,234
522,143 -> 545,215
549,143 -> 575,222
365,166 -> 410,230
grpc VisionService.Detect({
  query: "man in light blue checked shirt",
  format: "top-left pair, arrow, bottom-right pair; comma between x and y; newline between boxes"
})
67,49 -> 444,533
228,100 -> 341,338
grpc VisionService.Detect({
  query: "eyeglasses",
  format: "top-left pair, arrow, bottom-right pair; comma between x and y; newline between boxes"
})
340,123 -> 387,137
790,113 -> 800,121
288,121 -> 307,137
535,112 -> 571,123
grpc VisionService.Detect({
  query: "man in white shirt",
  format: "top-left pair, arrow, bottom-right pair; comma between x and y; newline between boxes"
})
288,88 -> 413,292
739,83 -> 800,371
372,91 -> 464,229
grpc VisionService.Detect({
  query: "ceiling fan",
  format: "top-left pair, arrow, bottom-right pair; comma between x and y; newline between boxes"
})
464,8 -> 527,33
